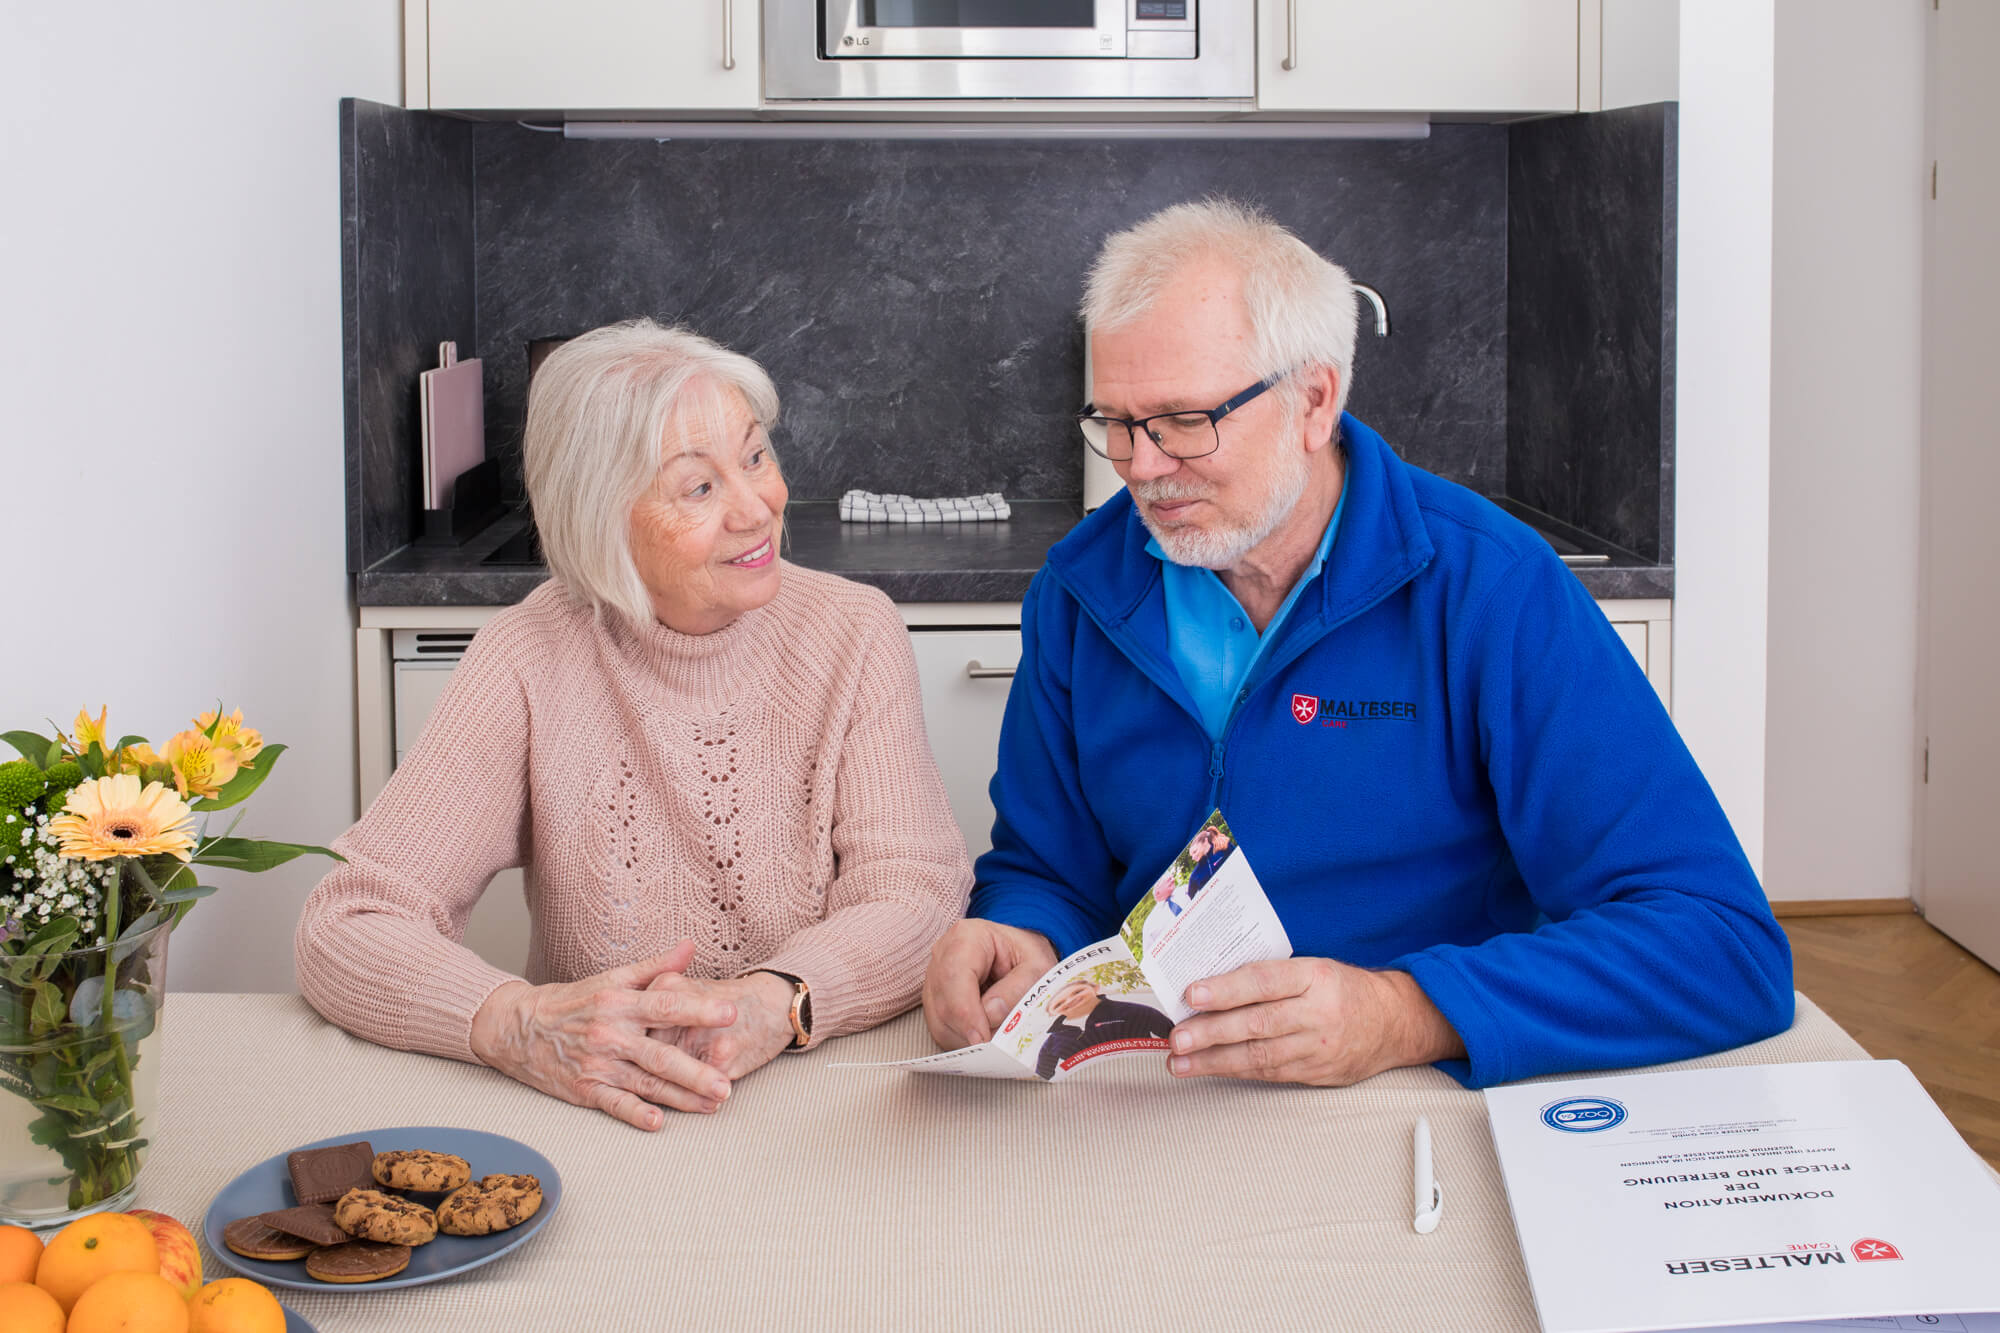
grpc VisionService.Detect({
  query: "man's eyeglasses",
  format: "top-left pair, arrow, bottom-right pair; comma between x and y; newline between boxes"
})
1075,372 -> 1287,462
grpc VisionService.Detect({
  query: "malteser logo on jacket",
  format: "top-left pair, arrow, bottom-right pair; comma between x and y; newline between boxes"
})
1289,693 -> 1420,728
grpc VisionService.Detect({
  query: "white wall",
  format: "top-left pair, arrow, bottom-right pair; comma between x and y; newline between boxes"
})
1763,1 -> 1927,902
1674,0 -> 1777,874
0,4 -> 401,990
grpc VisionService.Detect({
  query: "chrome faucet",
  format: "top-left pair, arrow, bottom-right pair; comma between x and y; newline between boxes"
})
1354,283 -> 1390,337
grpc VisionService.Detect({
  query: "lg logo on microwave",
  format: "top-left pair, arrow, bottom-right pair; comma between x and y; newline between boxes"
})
842,34 -> 872,46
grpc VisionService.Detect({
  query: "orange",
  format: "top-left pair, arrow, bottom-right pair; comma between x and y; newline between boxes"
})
185,1279 -> 284,1333
30,1213 -> 155,1314
64,1271 -> 188,1333
0,1229 -> 42,1285
0,1281 -> 64,1333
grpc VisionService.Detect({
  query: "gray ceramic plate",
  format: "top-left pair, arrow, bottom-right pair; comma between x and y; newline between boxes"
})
282,1310 -> 315,1332
202,1125 -> 560,1293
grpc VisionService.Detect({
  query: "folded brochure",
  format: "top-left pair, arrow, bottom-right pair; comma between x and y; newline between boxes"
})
1483,1059 -> 2000,1333
839,811 -> 1292,1080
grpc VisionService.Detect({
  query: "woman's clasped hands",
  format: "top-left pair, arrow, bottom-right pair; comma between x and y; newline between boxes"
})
470,940 -> 754,1131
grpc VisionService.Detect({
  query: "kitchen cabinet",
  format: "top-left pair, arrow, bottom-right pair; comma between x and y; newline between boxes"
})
907,628 -> 1022,859
412,0 -> 758,112
1258,0 -> 1580,114
358,598 -> 1669,889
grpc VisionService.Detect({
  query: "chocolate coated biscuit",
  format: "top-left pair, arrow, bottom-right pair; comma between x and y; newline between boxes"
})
258,1202 -> 348,1247
333,1187 -> 438,1245
287,1139 -> 376,1204
305,1239 -> 412,1284
224,1216 -> 315,1261
372,1149 -> 471,1193
437,1173 -> 544,1236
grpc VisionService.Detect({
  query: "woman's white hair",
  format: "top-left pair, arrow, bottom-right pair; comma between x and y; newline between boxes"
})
524,318 -> 780,628
1080,198 -> 1359,418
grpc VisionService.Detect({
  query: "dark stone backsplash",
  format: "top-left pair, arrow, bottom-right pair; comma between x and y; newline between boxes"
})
1507,104 -> 1677,564
469,128 -> 1507,513
342,100 -> 1674,583
341,99 -> 476,574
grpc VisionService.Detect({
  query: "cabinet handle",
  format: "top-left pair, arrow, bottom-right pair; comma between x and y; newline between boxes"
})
722,0 -> 736,71
1281,0 -> 1298,70
965,661 -> 1016,680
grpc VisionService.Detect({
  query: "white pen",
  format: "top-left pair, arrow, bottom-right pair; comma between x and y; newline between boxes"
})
1413,1116 -> 1444,1234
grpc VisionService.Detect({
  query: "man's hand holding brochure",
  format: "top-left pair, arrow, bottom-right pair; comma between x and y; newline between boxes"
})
842,811 -> 1292,1081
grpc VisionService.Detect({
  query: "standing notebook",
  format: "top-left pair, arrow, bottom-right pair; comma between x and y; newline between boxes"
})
420,341 -> 484,510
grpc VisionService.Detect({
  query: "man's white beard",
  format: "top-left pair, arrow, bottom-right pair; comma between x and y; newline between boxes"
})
1133,440 -> 1312,571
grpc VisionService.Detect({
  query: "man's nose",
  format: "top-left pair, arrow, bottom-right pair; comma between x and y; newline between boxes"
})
1121,428 -> 1182,483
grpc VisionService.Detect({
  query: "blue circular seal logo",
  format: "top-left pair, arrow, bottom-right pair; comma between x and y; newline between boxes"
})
1541,1096 -> 1627,1133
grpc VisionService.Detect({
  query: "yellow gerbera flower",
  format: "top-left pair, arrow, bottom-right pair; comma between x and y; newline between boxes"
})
164,729 -> 240,800
49,774 -> 196,862
67,706 -> 109,757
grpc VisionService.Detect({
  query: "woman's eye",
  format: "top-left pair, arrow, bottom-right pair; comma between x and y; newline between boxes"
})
747,449 -> 766,469
687,481 -> 712,499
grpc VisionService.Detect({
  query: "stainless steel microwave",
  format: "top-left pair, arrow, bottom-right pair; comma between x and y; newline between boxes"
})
763,0 -> 1254,101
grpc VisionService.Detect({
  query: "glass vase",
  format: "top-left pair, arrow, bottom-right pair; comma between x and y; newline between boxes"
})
0,916 -> 171,1231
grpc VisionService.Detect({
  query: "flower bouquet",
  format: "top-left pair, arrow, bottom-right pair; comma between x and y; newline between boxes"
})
0,707 -> 338,1226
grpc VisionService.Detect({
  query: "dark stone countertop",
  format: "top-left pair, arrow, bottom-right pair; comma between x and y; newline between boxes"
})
355,496 -> 1671,608
354,500 -> 1086,606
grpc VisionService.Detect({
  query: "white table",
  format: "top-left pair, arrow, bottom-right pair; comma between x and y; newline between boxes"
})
144,993 -> 1872,1331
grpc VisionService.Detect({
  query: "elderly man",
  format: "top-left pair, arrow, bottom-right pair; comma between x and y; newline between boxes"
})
921,199 -> 1792,1089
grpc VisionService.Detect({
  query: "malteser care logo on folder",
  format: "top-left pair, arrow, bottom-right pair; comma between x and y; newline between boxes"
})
1540,1096 -> 1627,1133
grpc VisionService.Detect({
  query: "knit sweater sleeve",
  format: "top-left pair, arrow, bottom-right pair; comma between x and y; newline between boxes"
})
754,599 -> 972,1041
293,614 -> 536,1063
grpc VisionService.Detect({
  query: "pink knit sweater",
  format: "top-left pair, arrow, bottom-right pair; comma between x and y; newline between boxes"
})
296,566 -> 972,1062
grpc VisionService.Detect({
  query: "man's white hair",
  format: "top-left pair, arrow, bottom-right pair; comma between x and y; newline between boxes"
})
1080,197 -> 1359,418
524,318 -> 780,628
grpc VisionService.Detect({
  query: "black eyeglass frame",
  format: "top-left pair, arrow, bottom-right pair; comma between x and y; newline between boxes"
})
1074,371 -> 1289,462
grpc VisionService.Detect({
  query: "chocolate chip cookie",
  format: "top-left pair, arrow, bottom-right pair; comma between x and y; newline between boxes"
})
372,1149 -> 472,1193
436,1173 -> 544,1236
332,1187 -> 438,1246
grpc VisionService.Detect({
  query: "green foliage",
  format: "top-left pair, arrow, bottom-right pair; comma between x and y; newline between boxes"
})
1084,959 -> 1147,995
2,732 -> 56,769
191,742 -> 286,811
40,761 -> 83,806
1120,894 -> 1155,963
193,836 -> 342,873
0,760 -> 44,811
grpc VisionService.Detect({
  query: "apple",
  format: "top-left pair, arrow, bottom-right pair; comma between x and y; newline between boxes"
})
127,1208 -> 201,1301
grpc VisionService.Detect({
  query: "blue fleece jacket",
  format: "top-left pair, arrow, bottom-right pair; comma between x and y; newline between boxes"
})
970,415 -> 1793,1088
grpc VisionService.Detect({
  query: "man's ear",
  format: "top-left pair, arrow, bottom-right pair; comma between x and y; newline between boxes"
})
1300,364 -> 1342,454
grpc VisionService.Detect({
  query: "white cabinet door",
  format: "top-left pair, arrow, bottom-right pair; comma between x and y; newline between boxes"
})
908,629 -> 1021,860
425,0 -> 758,112
1260,0 -> 1578,113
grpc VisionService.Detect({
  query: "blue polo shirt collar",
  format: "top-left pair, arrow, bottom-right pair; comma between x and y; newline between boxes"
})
1145,483 -> 1345,740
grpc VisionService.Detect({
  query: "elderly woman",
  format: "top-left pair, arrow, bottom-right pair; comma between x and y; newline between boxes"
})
297,319 -> 972,1129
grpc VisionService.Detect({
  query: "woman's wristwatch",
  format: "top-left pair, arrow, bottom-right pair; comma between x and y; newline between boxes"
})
755,970 -> 813,1049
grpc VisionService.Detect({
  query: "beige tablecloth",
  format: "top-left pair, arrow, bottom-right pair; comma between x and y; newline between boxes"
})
141,993 -> 1870,1332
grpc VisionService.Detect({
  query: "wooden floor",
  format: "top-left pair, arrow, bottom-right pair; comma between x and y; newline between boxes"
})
1783,911 -> 2000,1168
